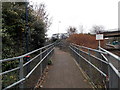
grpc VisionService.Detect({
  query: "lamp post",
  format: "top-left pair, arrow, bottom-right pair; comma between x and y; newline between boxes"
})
58,21 -> 61,39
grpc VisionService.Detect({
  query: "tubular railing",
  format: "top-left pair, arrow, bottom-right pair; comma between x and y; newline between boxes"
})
0,42 -> 56,89
99,47 -> 120,89
69,43 -> 120,89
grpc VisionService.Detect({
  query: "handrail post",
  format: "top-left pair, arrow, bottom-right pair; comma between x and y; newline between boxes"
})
107,58 -> 110,89
40,49 -> 42,76
119,60 -> 120,72
19,58 -> 24,88
47,46 -> 49,58
88,49 -> 92,81
78,47 -> 81,64
51,45 -> 53,56
118,59 -> 120,89
53,44 -> 55,54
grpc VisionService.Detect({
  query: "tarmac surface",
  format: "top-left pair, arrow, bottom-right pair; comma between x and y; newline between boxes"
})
42,48 -> 92,88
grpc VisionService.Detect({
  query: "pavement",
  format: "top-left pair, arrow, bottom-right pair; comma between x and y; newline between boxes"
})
42,48 -> 92,88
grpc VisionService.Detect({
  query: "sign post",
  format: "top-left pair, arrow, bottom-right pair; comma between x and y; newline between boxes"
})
96,34 -> 103,48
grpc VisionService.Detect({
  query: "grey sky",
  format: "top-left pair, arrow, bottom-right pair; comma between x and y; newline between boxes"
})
30,0 -> 119,37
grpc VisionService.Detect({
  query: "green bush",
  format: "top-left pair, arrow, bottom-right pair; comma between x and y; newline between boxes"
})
48,59 -> 52,65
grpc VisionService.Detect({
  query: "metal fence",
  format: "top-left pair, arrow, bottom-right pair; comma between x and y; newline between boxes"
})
69,43 -> 120,89
0,42 -> 55,89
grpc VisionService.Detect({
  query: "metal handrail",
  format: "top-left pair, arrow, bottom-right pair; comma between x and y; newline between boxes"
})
4,78 -> 25,90
1,42 -> 56,89
102,52 -> 120,78
100,53 -> 120,78
0,67 -> 20,76
3,47 -> 54,90
23,45 -> 53,67
69,45 -> 107,77
99,47 -> 120,61
25,47 -> 54,79
72,44 -> 108,64
0,42 -> 55,62
109,63 -> 120,78
70,43 -> 120,88
0,45 -> 54,77
71,43 -> 107,54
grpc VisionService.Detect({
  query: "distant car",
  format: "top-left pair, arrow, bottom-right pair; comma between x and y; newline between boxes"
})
51,34 -> 59,42
112,41 -> 120,45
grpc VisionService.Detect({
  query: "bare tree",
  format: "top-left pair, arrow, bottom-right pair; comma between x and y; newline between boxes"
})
67,26 -> 77,35
90,25 -> 105,34
33,3 -> 52,31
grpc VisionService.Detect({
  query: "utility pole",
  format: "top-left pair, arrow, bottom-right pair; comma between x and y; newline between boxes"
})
25,1 -> 30,75
25,1 -> 29,53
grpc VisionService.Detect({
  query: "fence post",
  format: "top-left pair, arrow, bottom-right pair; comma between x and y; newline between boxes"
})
40,50 -> 42,76
105,55 -> 109,89
47,46 -> 49,58
51,44 -> 53,56
19,58 -> 24,88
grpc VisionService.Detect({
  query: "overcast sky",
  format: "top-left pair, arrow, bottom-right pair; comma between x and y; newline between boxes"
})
30,0 -> 119,37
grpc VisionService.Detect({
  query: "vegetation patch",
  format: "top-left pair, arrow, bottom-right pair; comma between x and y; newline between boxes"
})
67,34 -> 105,49
48,59 -> 53,65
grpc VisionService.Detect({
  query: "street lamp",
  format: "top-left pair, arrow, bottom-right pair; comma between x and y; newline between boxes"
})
58,21 -> 61,39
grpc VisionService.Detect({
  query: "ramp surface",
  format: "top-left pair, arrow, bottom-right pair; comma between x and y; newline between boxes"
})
43,48 -> 92,88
